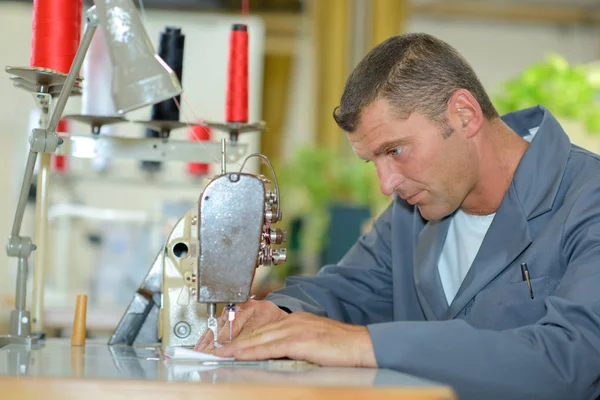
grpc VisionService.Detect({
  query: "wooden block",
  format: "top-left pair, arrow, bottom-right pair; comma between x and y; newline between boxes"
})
71,294 -> 87,346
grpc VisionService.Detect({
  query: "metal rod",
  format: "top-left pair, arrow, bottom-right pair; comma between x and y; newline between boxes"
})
58,134 -> 248,163
208,303 -> 216,319
10,151 -> 38,237
31,101 -> 51,333
15,257 -> 28,312
32,154 -> 50,332
10,256 -> 32,337
47,17 -> 98,133
221,138 -> 226,174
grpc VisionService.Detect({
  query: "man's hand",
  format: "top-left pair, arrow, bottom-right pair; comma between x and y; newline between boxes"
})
212,312 -> 377,368
194,299 -> 288,351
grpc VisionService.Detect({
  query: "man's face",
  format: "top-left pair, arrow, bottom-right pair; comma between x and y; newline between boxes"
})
348,98 -> 477,221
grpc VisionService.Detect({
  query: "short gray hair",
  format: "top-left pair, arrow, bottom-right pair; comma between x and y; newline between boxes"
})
333,33 -> 498,133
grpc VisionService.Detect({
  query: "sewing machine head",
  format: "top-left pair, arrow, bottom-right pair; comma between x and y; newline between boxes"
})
195,153 -> 286,346
158,152 -> 286,348
196,167 -> 286,305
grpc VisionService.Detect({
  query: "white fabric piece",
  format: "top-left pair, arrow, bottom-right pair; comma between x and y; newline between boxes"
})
164,346 -> 234,361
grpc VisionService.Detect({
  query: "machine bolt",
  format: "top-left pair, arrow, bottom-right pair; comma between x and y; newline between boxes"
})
271,248 -> 287,265
184,272 -> 196,283
269,228 -> 286,244
199,286 -> 210,299
266,191 -> 277,204
265,208 -> 280,223
174,321 -> 191,338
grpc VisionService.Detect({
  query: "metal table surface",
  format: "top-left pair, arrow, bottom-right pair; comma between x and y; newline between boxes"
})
0,339 -> 457,399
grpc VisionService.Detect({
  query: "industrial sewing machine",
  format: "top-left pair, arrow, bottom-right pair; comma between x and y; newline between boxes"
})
0,0 -> 283,349
109,143 -> 287,349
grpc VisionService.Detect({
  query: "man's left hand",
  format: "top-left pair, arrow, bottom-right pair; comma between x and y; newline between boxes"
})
212,312 -> 377,368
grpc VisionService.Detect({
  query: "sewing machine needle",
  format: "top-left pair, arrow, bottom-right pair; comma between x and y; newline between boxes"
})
227,304 -> 236,342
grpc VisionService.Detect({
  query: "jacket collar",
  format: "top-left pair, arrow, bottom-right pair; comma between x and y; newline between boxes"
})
502,105 -> 571,219
413,105 -> 572,320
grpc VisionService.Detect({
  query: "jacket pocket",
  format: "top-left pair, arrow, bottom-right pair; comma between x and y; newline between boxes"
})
465,276 -> 557,330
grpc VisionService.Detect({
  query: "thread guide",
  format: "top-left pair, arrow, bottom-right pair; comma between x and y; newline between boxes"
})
5,66 -> 83,95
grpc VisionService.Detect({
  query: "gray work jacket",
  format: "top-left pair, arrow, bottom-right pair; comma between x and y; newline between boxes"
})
266,105 -> 600,400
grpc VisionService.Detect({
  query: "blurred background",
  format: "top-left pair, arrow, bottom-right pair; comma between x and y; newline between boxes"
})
1,0 -> 600,339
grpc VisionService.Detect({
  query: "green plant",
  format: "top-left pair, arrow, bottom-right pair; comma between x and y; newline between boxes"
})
493,54 -> 600,133
275,146 -> 388,255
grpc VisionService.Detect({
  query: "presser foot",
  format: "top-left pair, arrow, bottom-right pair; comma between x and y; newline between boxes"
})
207,316 -> 222,348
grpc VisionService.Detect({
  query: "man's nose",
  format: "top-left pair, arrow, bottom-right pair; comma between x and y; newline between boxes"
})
376,161 -> 404,196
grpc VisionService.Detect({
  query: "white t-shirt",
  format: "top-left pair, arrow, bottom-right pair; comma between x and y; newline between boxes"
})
438,126 -> 538,305
438,209 -> 496,304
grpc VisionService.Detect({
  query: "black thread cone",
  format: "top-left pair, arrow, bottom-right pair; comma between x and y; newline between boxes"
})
142,26 -> 185,172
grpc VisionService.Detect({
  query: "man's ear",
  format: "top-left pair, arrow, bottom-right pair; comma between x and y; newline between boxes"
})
448,89 -> 483,138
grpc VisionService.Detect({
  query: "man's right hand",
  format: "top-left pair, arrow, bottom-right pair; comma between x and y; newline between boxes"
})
194,299 -> 289,352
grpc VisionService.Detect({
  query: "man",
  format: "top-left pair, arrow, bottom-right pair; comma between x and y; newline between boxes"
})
195,33 -> 600,399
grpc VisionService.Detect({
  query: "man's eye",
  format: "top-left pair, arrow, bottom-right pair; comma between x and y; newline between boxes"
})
389,147 -> 403,156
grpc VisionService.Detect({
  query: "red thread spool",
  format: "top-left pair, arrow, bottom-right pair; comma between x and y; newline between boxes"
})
31,0 -> 83,73
226,24 -> 248,123
52,119 -> 69,174
187,125 -> 211,176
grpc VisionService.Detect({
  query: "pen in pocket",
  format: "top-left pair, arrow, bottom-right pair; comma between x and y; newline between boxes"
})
520,262 -> 534,299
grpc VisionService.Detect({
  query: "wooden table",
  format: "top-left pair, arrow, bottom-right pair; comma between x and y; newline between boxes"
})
0,339 -> 457,400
